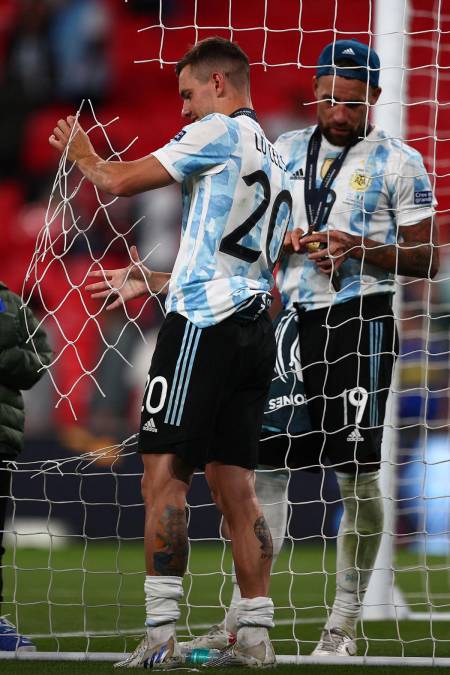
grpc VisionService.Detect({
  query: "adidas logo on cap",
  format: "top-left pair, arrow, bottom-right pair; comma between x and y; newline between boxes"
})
347,428 -> 364,442
342,47 -> 356,55
290,168 -> 304,180
142,418 -> 158,433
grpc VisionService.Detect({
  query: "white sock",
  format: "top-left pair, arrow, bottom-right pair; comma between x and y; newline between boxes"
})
144,575 -> 183,633
224,468 -> 289,635
326,471 -> 383,638
237,596 -> 274,630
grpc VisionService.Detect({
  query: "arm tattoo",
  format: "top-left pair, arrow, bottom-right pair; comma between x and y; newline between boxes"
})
254,516 -> 273,561
153,505 -> 189,576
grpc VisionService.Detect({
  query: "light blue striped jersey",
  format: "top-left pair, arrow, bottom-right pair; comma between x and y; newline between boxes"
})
152,112 -> 292,327
275,125 -> 436,310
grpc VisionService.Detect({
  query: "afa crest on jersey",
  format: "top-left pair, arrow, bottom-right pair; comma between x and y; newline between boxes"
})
350,170 -> 371,191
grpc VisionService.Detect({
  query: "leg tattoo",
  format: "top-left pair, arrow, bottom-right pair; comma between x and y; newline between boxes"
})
153,505 -> 189,576
254,516 -> 273,561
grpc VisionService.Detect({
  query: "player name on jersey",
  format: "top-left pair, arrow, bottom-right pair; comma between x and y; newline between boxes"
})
254,133 -> 287,172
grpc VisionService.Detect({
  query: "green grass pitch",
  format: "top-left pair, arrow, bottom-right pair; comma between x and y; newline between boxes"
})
0,542 -> 449,673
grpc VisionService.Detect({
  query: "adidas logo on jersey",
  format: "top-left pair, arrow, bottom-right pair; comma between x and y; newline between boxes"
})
142,418 -> 158,433
341,47 -> 356,55
290,168 -> 304,180
347,428 -> 364,442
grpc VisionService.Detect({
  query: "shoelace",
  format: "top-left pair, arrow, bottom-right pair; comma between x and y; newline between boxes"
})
317,628 -> 349,652
189,624 -> 234,647
199,624 -> 222,639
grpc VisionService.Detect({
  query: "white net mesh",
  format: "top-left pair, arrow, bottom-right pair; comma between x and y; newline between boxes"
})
1,0 -> 449,665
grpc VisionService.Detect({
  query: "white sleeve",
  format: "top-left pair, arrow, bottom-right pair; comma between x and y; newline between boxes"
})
152,115 -> 232,183
389,149 -> 437,227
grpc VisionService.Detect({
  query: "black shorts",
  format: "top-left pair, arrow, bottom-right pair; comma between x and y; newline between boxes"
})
138,310 -> 276,470
259,294 -> 397,472
299,293 -> 397,471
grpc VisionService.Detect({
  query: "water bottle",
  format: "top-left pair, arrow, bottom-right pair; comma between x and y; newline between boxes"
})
180,646 -> 222,665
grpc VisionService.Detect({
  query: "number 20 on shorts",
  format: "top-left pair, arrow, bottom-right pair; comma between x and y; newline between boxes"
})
142,375 -> 168,414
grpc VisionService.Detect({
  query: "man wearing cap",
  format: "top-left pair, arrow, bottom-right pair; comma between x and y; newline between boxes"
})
255,38 -> 439,656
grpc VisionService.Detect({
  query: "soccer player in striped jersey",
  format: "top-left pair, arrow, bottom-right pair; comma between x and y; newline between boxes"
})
50,37 -> 292,668
257,38 -> 439,657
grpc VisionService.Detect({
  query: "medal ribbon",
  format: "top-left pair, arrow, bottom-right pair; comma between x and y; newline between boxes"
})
304,125 -> 356,233
303,126 -> 362,291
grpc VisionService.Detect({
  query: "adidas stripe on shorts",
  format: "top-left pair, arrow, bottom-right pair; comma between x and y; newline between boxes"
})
295,293 -> 398,472
138,310 -> 276,470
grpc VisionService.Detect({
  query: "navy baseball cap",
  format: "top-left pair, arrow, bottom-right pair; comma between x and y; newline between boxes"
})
316,39 -> 380,88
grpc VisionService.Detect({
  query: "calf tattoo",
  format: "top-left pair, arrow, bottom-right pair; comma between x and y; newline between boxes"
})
254,516 -> 273,560
153,505 -> 188,576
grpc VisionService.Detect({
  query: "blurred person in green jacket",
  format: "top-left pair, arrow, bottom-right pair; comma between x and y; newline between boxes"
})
0,281 -> 52,652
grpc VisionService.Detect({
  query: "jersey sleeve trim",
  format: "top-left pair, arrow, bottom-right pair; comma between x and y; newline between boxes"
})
387,142 -> 437,228
396,206 -> 436,227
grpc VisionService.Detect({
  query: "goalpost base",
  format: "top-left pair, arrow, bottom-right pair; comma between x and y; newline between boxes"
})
1,652 -> 450,667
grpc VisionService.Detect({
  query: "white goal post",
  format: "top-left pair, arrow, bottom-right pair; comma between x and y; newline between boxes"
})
362,0 -> 410,622
1,0 -> 449,666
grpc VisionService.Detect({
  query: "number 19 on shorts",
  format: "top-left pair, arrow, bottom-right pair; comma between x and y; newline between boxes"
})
342,386 -> 369,426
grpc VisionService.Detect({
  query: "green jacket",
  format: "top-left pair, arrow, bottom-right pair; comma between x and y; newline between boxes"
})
0,282 -> 52,459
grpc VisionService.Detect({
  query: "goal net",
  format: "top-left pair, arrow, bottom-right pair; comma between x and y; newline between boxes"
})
1,0 -> 449,666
